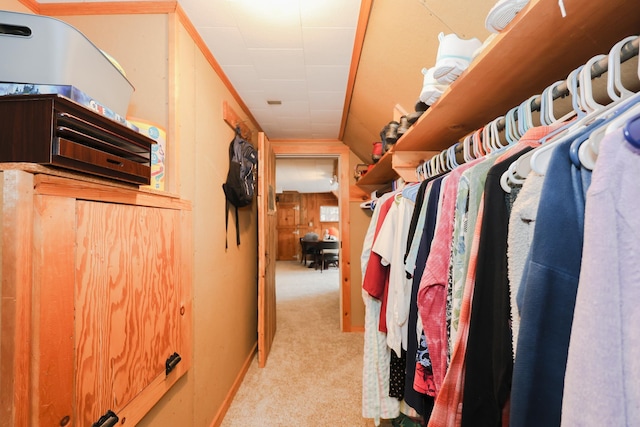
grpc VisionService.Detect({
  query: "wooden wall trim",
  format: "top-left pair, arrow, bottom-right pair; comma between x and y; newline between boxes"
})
272,141 -> 350,156
18,0 -> 38,12
208,343 -> 257,427
38,1 -> 178,15
338,0 -> 373,141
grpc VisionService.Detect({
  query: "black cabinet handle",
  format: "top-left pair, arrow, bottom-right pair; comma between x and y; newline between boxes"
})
92,410 -> 118,427
166,352 -> 182,376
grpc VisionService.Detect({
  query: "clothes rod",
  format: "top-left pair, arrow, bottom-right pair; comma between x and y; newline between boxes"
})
501,36 -> 639,129
426,36 -> 639,177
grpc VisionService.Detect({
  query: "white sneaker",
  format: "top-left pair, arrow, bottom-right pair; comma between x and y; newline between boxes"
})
433,32 -> 482,84
485,0 -> 530,33
419,67 -> 447,106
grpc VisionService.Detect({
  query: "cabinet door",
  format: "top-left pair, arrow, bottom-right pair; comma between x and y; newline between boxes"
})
74,200 -> 183,426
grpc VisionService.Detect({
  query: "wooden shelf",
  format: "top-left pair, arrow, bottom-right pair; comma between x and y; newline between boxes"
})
392,151 -> 439,182
357,0 -> 640,187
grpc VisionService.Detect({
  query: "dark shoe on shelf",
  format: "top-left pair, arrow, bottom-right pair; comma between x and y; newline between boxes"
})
385,120 -> 399,144
415,100 -> 429,112
397,115 -> 410,137
406,110 -> 424,125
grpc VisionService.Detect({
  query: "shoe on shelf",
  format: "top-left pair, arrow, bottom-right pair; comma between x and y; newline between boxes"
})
406,110 -> 424,125
415,100 -> 429,112
485,0 -> 530,33
385,120 -> 399,144
397,115 -> 411,137
433,32 -> 482,84
419,67 -> 447,106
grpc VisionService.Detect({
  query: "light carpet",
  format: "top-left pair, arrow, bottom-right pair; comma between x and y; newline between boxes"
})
220,260 -> 376,426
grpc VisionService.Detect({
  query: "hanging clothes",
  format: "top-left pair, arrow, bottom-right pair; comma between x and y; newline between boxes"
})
506,169 -> 544,356
361,192 -> 401,425
509,138 -> 588,426
460,147 -> 533,427
404,179 -> 442,419
561,127 -> 640,425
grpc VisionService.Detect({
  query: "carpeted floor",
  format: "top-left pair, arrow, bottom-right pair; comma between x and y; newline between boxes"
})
220,260 -> 378,426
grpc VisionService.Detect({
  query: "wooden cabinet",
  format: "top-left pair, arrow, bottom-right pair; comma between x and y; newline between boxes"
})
357,0 -> 640,187
0,166 -> 192,427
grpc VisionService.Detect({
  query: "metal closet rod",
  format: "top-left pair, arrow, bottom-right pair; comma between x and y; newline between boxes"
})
498,36 -> 639,130
449,36 -> 640,160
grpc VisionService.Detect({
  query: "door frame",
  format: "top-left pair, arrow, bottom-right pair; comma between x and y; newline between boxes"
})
271,141 -> 352,332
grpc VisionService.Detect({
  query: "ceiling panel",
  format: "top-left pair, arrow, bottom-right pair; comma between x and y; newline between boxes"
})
302,27 -> 357,66
199,27 -> 252,66
308,91 -> 345,109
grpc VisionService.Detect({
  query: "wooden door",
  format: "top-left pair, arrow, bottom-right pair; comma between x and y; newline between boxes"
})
276,202 -> 300,260
257,132 -> 277,368
74,201 -> 184,425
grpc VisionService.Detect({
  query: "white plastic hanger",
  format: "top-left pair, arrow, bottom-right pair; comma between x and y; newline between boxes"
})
490,117 -> 507,149
505,106 -> 521,143
576,93 -> 640,169
447,143 -> 460,170
530,66 -> 589,174
517,95 -> 537,137
607,36 -> 638,101
579,54 -> 607,112
472,129 -> 485,158
482,125 -> 492,154
580,41 -> 640,168
540,81 -> 565,125
462,134 -> 474,163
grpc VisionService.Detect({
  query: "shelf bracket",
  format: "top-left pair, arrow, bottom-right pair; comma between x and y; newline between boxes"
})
392,151 -> 439,183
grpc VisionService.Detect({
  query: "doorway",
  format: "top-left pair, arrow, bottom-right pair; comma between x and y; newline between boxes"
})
270,142 -> 353,331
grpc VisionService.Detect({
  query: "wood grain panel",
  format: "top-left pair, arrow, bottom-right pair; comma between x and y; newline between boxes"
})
33,173 -> 191,211
75,201 -> 182,425
258,133 -> 277,368
31,195 -> 76,426
0,170 -> 34,427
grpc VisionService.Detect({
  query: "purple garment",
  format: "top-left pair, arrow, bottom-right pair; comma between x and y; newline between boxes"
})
561,128 -> 640,426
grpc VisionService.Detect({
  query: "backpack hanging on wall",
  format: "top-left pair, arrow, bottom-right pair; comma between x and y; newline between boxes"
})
222,127 -> 258,248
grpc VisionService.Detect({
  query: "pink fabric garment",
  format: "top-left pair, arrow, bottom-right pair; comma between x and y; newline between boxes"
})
426,123 -> 565,427
427,200 -> 485,427
415,159 -> 480,395
362,195 -> 395,333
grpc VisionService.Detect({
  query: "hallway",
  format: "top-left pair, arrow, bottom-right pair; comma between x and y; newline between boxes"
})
221,261 -> 369,426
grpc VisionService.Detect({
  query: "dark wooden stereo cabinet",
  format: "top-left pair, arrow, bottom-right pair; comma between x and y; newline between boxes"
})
0,94 -> 152,185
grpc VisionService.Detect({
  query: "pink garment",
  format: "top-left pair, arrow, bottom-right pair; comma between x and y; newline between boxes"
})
415,160 -> 479,395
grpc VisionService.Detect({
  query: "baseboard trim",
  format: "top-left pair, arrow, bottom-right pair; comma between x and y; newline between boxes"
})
209,342 -> 258,427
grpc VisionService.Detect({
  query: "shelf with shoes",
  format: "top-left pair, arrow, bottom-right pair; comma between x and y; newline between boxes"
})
356,0 -> 639,188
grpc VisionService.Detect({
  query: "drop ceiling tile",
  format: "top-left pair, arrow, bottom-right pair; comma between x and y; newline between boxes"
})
303,27 -> 357,66
306,65 -> 350,92
250,49 -> 306,80
308,91 -> 345,109
269,100 -> 310,115
235,4 -> 303,49
311,109 -> 343,123
222,65 -> 262,91
199,27 -> 252,66
180,0 -> 237,28
300,0 -> 361,28
240,91 -> 269,110
261,79 -> 309,101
